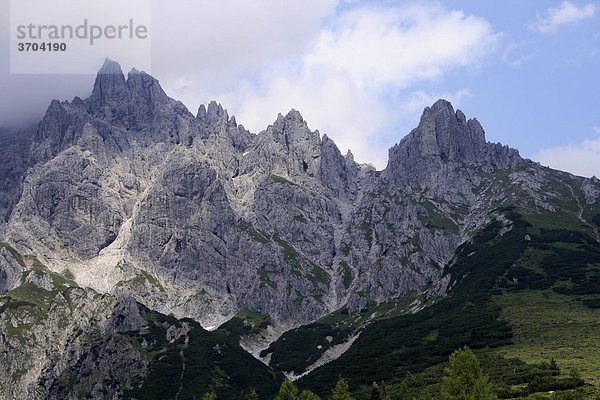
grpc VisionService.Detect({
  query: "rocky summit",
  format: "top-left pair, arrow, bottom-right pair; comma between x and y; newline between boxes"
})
1,59 -> 599,399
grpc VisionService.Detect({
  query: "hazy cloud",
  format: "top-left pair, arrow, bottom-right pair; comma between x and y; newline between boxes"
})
150,0 -> 339,91
529,1 -> 596,33
531,130 -> 600,177
0,0 -> 113,126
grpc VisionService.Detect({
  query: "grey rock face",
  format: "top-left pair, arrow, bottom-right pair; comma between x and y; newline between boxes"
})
0,128 -> 34,232
582,176 -> 600,205
0,246 -> 22,293
13,145 -> 126,259
128,148 -> 235,287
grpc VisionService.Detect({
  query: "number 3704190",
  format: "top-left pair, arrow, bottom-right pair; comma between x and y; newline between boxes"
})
17,42 -> 66,51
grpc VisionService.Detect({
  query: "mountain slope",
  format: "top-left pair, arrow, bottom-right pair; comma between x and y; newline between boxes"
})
295,206 -> 600,397
0,243 -> 281,400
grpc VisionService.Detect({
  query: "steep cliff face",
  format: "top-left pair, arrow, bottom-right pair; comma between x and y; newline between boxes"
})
0,128 -> 34,229
1,59 -> 599,332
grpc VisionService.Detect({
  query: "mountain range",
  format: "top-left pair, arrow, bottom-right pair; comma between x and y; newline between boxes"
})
1,59 -> 599,399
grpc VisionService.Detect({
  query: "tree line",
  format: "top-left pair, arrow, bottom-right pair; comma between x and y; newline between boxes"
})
201,346 -> 502,400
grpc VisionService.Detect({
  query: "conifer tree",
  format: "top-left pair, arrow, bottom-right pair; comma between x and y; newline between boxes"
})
331,377 -> 352,400
275,379 -> 299,400
369,382 -> 381,400
299,389 -> 321,400
369,381 -> 391,400
441,346 -> 496,400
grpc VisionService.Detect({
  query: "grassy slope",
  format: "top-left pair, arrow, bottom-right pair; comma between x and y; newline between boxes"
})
493,290 -> 600,380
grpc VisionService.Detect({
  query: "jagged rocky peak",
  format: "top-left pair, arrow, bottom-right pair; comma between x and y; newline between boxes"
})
403,99 -> 486,162
235,108 -> 350,192
270,109 -> 318,145
197,101 -> 226,119
88,58 -> 129,111
196,101 -> 232,128
386,99 -> 522,179
126,67 -> 169,105
195,101 -> 255,156
88,58 -> 170,122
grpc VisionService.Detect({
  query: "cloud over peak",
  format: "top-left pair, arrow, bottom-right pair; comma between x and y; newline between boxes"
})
182,3 -> 500,168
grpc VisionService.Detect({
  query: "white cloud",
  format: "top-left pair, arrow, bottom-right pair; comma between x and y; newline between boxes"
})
529,1 -> 596,33
304,6 -> 499,89
531,131 -> 600,177
165,4 -> 499,169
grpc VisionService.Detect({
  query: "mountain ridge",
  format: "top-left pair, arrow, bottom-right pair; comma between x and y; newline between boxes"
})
2,59 -> 598,326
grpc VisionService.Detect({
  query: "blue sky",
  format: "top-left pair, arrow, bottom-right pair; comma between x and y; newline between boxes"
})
1,0 -> 599,176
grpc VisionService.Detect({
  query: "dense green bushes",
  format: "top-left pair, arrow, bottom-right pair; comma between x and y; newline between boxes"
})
124,311 -> 282,400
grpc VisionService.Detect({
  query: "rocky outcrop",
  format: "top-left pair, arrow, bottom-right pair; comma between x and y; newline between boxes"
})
0,245 -> 23,293
0,128 -> 34,235
0,263 -> 147,400
385,99 -> 522,185
582,176 -> 600,205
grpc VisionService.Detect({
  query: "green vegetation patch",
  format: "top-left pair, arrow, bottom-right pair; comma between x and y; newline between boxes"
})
417,200 -> 459,234
7,263 -> 77,313
257,268 -> 277,289
340,261 -> 353,289
493,289 -> 600,381
293,214 -> 308,223
237,221 -> 270,244
592,212 -> 600,227
269,174 -> 296,186
232,309 -> 272,336
0,242 -> 25,267
1,252 -> 78,345
260,322 -> 353,373
273,233 -> 302,269
272,233 -> 330,287
125,308 -> 282,400
117,270 -> 165,292
308,263 -> 330,286
349,352 -> 584,400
